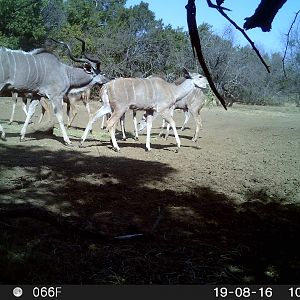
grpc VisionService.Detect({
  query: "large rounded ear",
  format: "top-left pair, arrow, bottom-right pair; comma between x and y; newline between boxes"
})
83,63 -> 92,74
182,67 -> 191,78
96,62 -> 101,71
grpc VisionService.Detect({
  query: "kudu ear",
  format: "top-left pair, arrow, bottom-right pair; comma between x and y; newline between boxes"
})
96,62 -> 101,71
83,63 -> 93,74
182,67 -> 191,79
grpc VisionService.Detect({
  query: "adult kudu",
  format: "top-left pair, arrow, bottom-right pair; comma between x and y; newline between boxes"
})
0,40 -> 108,144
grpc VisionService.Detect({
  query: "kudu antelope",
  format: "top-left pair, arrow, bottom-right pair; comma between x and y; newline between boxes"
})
159,77 -> 207,142
138,77 -> 207,142
0,40 -> 107,145
80,68 -> 208,151
37,88 -> 92,128
8,91 -> 50,125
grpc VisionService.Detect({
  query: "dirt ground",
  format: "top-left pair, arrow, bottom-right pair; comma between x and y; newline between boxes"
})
0,97 -> 300,284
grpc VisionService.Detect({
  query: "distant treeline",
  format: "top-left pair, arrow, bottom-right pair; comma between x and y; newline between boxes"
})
0,0 -> 299,106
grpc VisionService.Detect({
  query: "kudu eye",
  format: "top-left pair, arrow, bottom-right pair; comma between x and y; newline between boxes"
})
83,63 -> 93,74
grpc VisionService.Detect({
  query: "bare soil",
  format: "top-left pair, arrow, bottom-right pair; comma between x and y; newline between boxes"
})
0,97 -> 299,284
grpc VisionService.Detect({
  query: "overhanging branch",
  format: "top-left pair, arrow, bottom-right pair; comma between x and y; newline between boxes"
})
207,0 -> 271,73
186,0 -> 227,110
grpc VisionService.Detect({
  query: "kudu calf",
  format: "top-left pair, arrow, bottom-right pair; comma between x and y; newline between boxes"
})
37,88 -> 92,128
8,92 -> 50,125
161,78 -> 206,142
80,68 -> 208,151
0,40 -> 107,145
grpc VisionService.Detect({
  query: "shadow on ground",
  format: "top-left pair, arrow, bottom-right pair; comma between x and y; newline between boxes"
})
0,144 -> 299,284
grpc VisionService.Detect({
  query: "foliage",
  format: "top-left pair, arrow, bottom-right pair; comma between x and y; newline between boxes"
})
0,0 -> 46,50
0,0 -> 299,105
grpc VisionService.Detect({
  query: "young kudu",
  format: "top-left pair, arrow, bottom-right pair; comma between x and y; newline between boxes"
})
80,68 -> 208,151
160,78 -> 207,142
138,77 -> 207,142
37,88 -> 92,128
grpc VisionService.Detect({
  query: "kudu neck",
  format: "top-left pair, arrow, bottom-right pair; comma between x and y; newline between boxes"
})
66,65 -> 93,88
173,78 -> 194,101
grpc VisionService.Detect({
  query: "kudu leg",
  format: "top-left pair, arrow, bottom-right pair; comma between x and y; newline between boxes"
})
120,113 -> 127,141
20,99 -> 39,141
132,110 -> 139,140
0,124 -> 6,140
9,102 -> 16,125
8,97 -> 17,124
67,103 -> 78,128
21,97 -> 28,116
100,113 -> 111,130
51,99 -> 72,146
107,110 -> 126,152
38,97 -> 50,124
81,104 -> 112,145
85,102 -> 92,126
100,115 -> 106,129
191,110 -> 202,142
160,110 -> 181,150
145,112 -> 153,151
181,110 -> 190,131
160,108 -> 174,140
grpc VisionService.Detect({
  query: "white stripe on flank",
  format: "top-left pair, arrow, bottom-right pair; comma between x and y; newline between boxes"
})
42,56 -> 47,84
4,50 -> 9,81
25,53 -> 30,84
12,52 -> 17,83
131,79 -> 136,103
112,79 -> 116,100
140,78 -> 148,100
123,79 -> 129,102
37,55 -> 43,84
32,54 -> 38,83
0,52 -> 4,81
148,78 -> 156,101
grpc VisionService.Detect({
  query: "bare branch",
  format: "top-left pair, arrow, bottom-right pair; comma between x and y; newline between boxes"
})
207,0 -> 271,73
282,9 -> 300,78
186,0 -> 227,110
206,0 -> 231,12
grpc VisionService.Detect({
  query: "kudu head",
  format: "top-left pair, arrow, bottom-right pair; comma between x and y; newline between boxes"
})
183,67 -> 208,89
50,38 -> 108,85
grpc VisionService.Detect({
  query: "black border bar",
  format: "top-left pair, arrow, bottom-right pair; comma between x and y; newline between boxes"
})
1,285 -> 300,300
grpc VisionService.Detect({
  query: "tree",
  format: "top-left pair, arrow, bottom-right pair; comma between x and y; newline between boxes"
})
0,0 -> 46,50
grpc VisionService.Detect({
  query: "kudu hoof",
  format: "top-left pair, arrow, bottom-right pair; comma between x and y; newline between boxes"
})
134,137 -> 139,141
112,147 -> 120,152
122,138 -> 127,141
145,147 -> 151,152
64,142 -> 73,148
174,147 -> 180,153
1,135 -> 7,141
